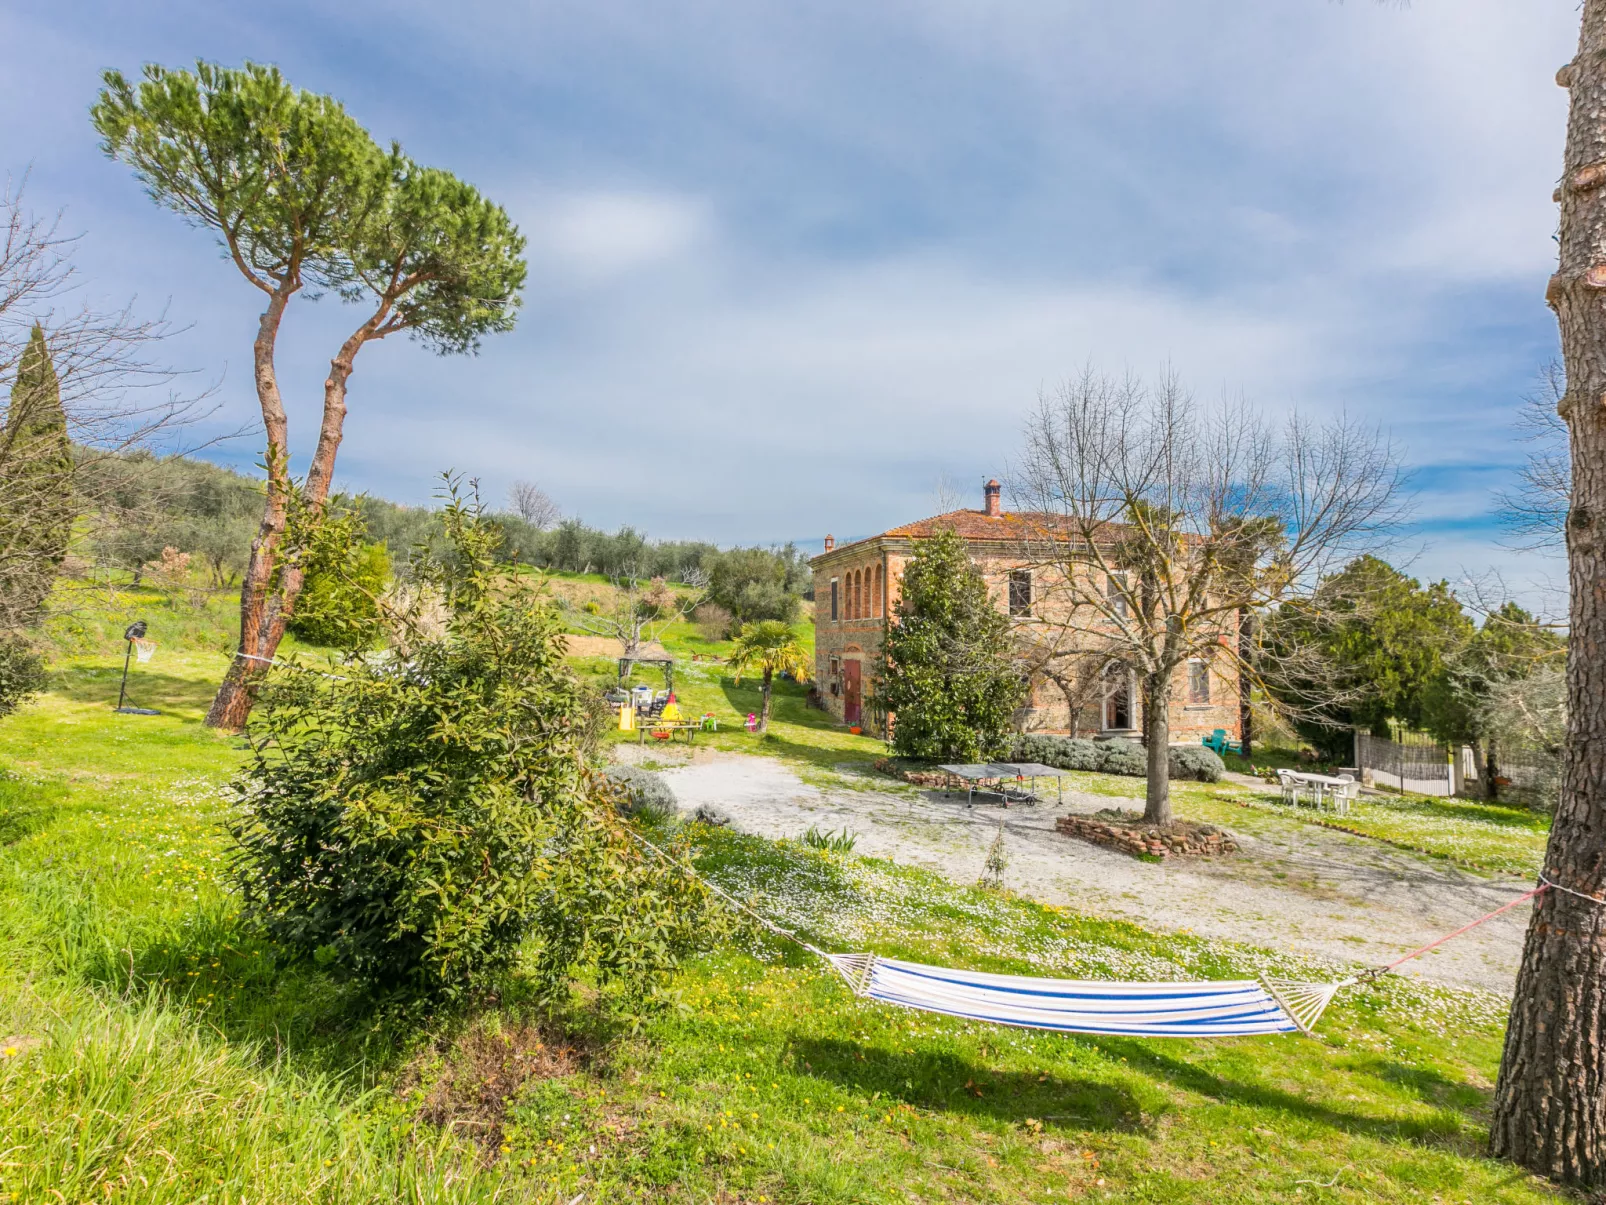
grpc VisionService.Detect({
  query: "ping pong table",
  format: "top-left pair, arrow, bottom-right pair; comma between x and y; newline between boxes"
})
935,762 -> 1073,806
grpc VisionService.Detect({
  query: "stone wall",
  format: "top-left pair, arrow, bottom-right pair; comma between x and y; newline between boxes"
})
1054,812 -> 1239,860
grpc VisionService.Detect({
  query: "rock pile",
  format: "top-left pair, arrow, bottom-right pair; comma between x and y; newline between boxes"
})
873,758 -> 951,789
1054,811 -> 1239,860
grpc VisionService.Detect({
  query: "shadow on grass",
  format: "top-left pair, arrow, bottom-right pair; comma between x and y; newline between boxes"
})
788,1036 -> 1143,1132
0,772 -> 66,845
1373,1060 -> 1490,1113
76,901 -> 430,1079
1091,1037 -> 1481,1148
49,665 -> 220,715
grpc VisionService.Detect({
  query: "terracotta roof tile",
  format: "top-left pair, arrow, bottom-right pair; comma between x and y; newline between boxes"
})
815,509 -> 1114,562
880,508 -> 1074,541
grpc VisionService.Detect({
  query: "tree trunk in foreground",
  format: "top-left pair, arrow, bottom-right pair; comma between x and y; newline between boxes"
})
758,669 -> 774,734
1142,668 -> 1171,825
1238,609 -> 1254,760
1492,2 -> 1606,1183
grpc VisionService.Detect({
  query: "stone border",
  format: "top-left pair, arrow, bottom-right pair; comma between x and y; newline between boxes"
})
872,758 -> 951,789
1055,813 -> 1239,860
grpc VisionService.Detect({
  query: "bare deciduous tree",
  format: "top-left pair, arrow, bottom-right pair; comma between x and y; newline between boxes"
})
0,178 -> 203,632
1013,366 -> 1407,825
1496,359 -> 1569,550
508,479 -> 560,529
564,568 -> 706,665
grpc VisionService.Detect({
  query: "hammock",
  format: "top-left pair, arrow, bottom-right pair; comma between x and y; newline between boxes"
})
827,954 -> 1345,1037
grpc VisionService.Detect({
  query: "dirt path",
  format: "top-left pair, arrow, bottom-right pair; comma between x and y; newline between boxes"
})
653,750 -> 1530,995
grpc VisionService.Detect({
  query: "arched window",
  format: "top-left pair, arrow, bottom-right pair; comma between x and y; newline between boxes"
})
846,570 -> 856,619
873,564 -> 882,615
853,570 -> 862,619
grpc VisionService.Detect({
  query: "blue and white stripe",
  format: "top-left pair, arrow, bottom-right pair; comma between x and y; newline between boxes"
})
847,956 -> 1305,1037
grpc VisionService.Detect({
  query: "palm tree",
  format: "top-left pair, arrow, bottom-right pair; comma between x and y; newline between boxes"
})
726,620 -> 810,734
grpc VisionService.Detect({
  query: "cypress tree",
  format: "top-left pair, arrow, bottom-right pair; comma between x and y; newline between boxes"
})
0,324 -> 74,629
876,529 -> 1025,762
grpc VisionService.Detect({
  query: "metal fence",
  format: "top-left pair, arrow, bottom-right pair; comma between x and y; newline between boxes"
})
1354,731 -> 1454,797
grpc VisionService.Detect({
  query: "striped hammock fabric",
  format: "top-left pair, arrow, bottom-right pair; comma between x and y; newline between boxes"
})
827,954 -> 1348,1038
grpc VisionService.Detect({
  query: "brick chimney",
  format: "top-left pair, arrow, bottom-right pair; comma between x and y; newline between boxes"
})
824,534 -> 835,551
983,479 -> 1002,517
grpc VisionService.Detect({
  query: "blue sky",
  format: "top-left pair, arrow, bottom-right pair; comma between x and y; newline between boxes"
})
0,0 -> 1578,602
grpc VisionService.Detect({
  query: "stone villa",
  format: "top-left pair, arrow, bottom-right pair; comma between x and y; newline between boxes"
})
809,480 -> 1243,743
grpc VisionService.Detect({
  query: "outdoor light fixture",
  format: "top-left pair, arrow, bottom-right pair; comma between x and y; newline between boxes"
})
115,619 -> 160,715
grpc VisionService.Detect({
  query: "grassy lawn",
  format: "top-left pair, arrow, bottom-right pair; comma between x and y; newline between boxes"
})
0,646 -> 1570,1203
1154,783 -> 1550,879
1013,762 -> 1550,879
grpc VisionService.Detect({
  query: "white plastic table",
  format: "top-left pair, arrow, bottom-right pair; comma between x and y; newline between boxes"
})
1286,771 -> 1354,814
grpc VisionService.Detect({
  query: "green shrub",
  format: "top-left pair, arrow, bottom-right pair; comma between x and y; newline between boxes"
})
287,537 -> 390,648
604,764 -> 679,828
0,635 -> 47,719
1011,734 -> 1100,772
1168,744 -> 1225,782
232,480 -> 720,1005
1096,739 -> 1147,776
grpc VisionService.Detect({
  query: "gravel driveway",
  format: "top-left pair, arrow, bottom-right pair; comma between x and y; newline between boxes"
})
652,750 -> 1531,995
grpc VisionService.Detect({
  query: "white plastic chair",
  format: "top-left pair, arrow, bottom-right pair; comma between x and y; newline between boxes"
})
1330,775 -> 1358,817
1277,769 -> 1299,805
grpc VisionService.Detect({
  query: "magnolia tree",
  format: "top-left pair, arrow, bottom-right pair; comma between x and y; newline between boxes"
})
1012,366 -> 1406,825
93,61 -> 527,729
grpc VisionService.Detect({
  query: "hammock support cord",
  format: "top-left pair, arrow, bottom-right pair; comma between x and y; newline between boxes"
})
623,828 -> 1575,1039
1354,882 -> 1548,984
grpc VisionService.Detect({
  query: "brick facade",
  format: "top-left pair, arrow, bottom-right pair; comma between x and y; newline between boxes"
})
810,482 -> 1243,745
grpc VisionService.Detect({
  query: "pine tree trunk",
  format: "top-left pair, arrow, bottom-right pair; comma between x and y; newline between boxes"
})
206,294 -> 381,730
1142,667 -> 1171,825
1491,3 -> 1606,1182
207,285 -> 294,730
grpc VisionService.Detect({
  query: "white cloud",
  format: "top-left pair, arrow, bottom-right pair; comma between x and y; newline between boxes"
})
519,190 -> 710,285
0,0 -> 1583,616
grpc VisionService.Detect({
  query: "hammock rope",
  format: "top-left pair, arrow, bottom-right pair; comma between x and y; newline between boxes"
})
624,827 -> 1565,1039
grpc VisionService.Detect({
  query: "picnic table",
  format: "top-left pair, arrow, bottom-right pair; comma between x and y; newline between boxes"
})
1277,769 -> 1357,815
638,720 -> 701,745
936,762 -> 1074,807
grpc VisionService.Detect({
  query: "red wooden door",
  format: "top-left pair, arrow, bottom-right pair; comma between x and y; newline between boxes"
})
843,659 -> 862,726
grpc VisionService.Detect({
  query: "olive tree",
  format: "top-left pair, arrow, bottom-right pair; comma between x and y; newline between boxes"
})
92,61 -> 527,728
1014,366 -> 1406,825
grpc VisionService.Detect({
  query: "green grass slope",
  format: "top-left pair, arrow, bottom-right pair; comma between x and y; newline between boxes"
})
0,648 -> 1567,1203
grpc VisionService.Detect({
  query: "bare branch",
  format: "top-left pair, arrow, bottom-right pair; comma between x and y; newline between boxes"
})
508,479 -> 561,530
